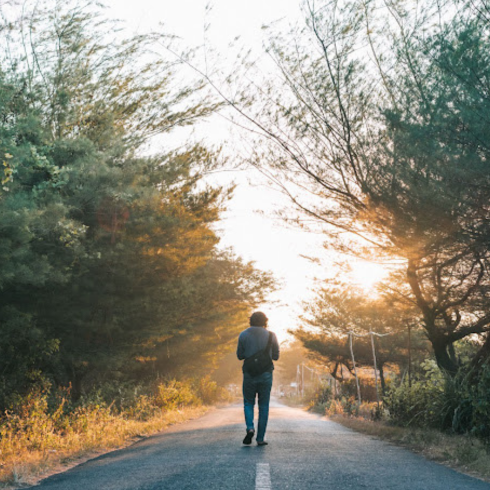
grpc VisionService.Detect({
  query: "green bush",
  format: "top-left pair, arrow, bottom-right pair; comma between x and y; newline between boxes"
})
385,360 -> 490,441
385,360 -> 446,428
467,365 -> 490,440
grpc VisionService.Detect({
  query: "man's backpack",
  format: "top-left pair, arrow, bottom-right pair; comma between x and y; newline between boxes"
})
243,332 -> 273,377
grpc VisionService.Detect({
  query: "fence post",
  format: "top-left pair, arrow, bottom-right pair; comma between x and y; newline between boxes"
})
370,333 -> 380,411
408,323 -> 412,388
301,363 -> 304,398
349,332 -> 362,405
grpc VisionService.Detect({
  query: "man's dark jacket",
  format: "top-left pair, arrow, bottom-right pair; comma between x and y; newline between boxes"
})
236,326 -> 280,371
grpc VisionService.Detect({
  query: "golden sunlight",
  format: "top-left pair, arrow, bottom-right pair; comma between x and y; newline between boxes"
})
266,308 -> 298,345
350,260 -> 389,293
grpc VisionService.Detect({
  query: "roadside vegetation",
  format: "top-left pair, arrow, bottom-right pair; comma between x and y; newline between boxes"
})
0,1 -> 272,486
0,377 -> 229,487
227,0 -> 490,460
4,0 -> 490,485
298,366 -> 490,482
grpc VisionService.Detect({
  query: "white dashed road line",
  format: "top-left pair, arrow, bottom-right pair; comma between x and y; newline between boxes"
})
256,463 -> 271,490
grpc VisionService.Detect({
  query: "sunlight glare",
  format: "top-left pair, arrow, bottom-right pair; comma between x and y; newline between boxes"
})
259,307 -> 297,346
350,260 -> 388,293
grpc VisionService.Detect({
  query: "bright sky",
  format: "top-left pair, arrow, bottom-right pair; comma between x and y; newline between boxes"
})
104,0 -> 388,342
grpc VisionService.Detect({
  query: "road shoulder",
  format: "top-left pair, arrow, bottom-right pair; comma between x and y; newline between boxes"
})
330,414 -> 490,483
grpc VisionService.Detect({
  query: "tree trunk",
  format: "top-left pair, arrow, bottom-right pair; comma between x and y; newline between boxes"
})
379,363 -> 386,395
71,369 -> 84,402
431,339 -> 459,375
448,342 -> 458,366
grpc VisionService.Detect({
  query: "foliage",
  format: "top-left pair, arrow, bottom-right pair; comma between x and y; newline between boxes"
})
385,360 -> 448,428
296,282 -> 428,392
234,0 -> 490,374
196,375 -> 231,405
0,1 -> 274,407
469,365 -> 490,439
385,360 -> 490,441
155,380 -> 200,411
322,397 -> 378,418
0,380 -> 220,486
303,373 -> 382,419
340,377 -> 383,404
314,381 -> 332,405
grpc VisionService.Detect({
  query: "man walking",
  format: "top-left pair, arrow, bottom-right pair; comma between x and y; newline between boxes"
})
236,311 -> 280,446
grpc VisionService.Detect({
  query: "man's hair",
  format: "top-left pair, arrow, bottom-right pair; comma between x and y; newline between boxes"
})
250,311 -> 268,327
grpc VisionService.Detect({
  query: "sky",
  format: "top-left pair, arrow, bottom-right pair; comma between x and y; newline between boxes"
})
103,0 -> 389,342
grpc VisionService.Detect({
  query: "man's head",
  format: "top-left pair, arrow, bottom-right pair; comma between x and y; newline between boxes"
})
250,311 -> 268,327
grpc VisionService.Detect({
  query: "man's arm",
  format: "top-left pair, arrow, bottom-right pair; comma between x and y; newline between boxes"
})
272,332 -> 280,361
237,333 -> 245,360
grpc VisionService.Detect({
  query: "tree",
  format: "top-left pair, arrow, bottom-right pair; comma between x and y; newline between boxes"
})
227,0 -> 490,373
0,74 -> 67,405
296,282 -> 428,392
0,1 -> 274,404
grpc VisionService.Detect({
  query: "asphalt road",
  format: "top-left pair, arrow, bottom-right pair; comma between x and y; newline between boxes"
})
28,400 -> 490,490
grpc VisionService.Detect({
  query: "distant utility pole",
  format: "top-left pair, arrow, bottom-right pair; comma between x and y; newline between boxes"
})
370,333 -> 380,411
349,332 -> 362,405
408,323 -> 412,388
296,365 -> 300,396
301,363 -> 304,398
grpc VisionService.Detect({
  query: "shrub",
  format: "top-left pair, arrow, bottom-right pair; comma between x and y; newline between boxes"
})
196,376 -> 231,405
314,382 -> 332,405
385,360 -> 490,442
325,399 -> 345,416
340,377 -> 381,403
154,380 -> 201,410
358,401 -> 380,420
385,360 -> 446,428
0,377 -> 233,485
124,395 -> 160,421
465,364 -> 490,440
324,396 -> 360,417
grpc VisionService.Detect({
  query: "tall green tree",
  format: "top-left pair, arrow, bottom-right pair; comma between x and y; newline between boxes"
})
0,1 -> 274,404
230,0 -> 490,374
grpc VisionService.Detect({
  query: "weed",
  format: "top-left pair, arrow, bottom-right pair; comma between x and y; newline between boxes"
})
0,378 -> 228,488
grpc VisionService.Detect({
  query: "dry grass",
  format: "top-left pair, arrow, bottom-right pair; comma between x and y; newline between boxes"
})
0,376 -> 233,488
0,380 -> 224,490
0,404 -> 209,489
331,415 -> 490,482
0,404 -> 210,489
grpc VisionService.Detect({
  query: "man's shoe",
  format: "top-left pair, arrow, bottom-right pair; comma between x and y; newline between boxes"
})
243,429 -> 255,445
257,440 -> 268,446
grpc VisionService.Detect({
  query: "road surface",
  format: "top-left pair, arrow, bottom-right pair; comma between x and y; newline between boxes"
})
28,400 -> 490,490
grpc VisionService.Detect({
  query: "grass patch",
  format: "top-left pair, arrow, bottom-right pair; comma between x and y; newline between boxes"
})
331,415 -> 490,482
0,404 -> 209,489
0,377 -> 230,489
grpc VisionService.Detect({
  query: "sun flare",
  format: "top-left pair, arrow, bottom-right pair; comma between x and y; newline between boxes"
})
253,307 -> 298,345
350,260 -> 389,292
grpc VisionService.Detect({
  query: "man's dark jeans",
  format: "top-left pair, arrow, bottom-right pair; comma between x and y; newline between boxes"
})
242,371 -> 273,442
